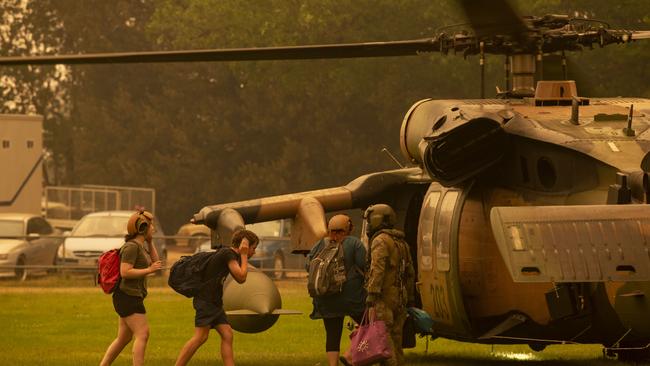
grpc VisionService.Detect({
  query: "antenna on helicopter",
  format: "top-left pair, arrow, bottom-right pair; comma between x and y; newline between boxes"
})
381,147 -> 405,169
480,41 -> 486,99
624,104 -> 636,137
570,96 -> 580,125
504,55 -> 511,93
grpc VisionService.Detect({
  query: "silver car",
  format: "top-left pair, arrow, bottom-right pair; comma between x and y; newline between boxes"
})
0,213 -> 61,280
57,211 -> 167,271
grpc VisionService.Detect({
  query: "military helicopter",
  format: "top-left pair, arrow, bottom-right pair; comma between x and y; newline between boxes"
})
3,0 -> 650,361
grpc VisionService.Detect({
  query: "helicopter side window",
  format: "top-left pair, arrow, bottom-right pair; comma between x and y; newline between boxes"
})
537,157 -> 557,189
418,190 -> 441,272
436,190 -> 459,272
520,156 -> 530,183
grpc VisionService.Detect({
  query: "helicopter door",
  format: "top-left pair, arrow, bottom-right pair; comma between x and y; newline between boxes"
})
418,183 -> 471,336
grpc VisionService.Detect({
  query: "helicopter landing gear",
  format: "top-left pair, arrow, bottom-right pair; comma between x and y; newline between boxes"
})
603,344 -> 650,364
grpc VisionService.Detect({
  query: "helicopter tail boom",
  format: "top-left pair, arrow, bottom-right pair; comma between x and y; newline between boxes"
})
192,167 -> 430,249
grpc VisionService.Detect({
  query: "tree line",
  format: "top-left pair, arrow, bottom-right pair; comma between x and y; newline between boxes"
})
1,0 -> 648,231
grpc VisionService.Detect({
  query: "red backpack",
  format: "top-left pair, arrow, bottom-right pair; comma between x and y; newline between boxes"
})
98,248 -> 122,294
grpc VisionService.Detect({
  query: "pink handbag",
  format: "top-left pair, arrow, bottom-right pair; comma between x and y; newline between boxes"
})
348,309 -> 393,366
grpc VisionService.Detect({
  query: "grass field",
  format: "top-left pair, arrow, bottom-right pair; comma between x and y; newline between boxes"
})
0,275 -> 623,365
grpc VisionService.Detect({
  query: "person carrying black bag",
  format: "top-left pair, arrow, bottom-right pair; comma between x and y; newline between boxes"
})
174,229 -> 259,366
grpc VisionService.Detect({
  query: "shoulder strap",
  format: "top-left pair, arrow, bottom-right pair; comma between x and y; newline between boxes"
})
317,238 -> 336,256
120,241 -> 136,254
120,240 -> 150,261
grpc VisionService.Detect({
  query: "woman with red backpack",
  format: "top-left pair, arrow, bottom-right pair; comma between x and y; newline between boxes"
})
100,210 -> 162,366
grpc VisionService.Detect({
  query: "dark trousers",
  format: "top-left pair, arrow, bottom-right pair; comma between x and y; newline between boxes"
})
323,313 -> 363,352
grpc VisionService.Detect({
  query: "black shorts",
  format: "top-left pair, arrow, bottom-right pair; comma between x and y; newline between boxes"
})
193,298 -> 229,328
112,288 -> 146,318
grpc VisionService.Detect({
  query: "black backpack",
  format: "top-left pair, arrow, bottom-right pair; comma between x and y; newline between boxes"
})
168,250 -> 218,298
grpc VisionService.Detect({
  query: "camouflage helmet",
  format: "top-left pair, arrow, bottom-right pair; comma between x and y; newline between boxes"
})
364,204 -> 396,234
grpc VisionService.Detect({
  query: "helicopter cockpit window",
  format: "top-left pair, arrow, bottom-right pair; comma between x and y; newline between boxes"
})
419,190 -> 441,272
437,190 -> 459,272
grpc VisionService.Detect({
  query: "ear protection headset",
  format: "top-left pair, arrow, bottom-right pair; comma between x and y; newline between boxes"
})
127,210 -> 154,236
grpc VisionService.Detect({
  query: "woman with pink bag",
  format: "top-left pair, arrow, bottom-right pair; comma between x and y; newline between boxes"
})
307,214 -> 367,366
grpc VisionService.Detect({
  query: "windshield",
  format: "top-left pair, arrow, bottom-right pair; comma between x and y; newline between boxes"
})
0,220 -> 24,237
246,220 -> 281,237
72,216 -> 128,237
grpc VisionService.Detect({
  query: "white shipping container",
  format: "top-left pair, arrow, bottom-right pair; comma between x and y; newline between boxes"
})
0,114 -> 43,215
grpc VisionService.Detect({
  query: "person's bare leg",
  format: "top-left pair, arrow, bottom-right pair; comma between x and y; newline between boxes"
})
327,351 -> 340,366
175,327 -> 210,366
339,349 -> 353,366
216,324 -> 235,366
100,317 -> 133,366
123,313 -> 149,366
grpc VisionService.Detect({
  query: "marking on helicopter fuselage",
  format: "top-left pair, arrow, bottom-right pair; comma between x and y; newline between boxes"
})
607,142 -> 621,152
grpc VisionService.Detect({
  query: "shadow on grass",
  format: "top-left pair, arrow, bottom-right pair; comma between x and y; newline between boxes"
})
178,355 -> 631,366
405,354 -> 622,366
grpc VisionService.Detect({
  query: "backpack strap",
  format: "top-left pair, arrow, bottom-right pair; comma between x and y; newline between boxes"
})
120,240 -> 150,265
119,241 -> 133,257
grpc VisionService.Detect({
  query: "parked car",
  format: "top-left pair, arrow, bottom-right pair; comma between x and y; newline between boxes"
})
195,219 -> 307,278
57,211 -> 167,273
0,213 -> 61,281
175,222 -> 210,248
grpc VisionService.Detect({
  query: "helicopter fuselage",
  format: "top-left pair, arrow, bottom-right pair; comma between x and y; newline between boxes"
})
193,83 -> 650,355
398,92 -> 650,350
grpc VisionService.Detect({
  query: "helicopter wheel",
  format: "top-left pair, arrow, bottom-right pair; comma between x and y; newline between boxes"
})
272,253 -> 285,279
528,343 -> 546,352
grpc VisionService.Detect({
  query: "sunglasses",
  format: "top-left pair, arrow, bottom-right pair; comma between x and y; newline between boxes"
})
329,229 -> 346,234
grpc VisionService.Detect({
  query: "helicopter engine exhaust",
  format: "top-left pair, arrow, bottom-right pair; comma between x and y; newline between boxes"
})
400,100 -> 510,186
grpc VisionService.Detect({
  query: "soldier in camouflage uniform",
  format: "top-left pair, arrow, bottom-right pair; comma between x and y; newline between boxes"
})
364,204 -> 416,366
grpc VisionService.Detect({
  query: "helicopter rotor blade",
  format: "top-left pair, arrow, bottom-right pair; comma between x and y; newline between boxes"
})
457,0 -> 529,38
630,30 -> 650,40
0,39 -> 440,66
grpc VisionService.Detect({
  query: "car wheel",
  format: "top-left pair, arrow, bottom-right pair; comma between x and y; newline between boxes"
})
189,234 -> 208,250
273,252 -> 285,279
15,256 -> 27,281
47,254 -> 58,274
